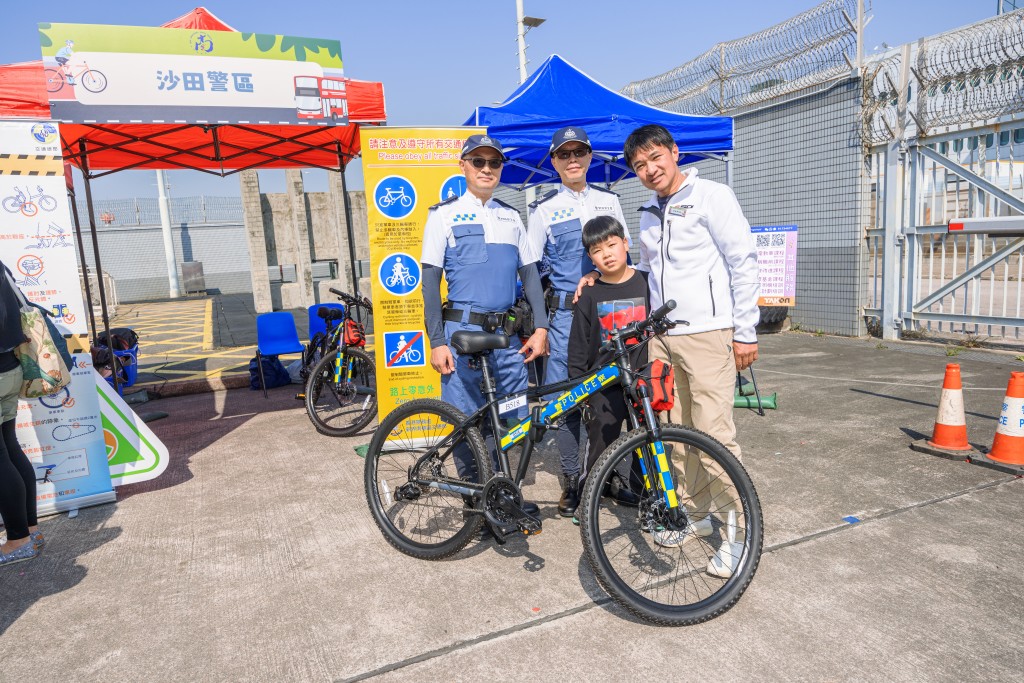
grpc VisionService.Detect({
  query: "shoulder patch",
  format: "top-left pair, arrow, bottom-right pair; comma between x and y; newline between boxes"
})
528,189 -> 558,210
429,195 -> 460,210
491,198 -> 518,211
588,183 -> 619,197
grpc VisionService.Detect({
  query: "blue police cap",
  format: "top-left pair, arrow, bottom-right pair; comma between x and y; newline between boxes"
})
461,134 -> 506,160
549,126 -> 591,154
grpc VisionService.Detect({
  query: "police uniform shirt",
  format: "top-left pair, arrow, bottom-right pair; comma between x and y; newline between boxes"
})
421,191 -> 538,313
526,184 -> 628,293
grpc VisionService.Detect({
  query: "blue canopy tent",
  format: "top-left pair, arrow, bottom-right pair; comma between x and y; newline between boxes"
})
464,55 -> 734,189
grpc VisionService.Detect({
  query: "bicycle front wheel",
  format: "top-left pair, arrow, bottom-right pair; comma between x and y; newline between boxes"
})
365,399 -> 492,559
81,70 -> 108,93
579,424 -> 763,626
305,347 -> 376,437
39,195 -> 57,212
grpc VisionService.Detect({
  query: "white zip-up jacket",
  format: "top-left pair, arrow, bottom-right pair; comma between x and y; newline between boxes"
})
637,168 -> 760,343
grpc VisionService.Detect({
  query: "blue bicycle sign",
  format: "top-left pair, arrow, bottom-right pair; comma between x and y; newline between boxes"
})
379,253 -> 420,296
373,176 -> 416,219
384,331 -> 425,368
439,175 -> 467,202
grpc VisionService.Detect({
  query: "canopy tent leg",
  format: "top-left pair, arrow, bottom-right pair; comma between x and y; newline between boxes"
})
337,147 -> 360,296
79,140 -> 120,394
67,184 -> 98,341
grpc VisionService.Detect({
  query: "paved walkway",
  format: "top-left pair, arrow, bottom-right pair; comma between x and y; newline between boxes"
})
1,332 -> 1021,680
108,293 -> 374,395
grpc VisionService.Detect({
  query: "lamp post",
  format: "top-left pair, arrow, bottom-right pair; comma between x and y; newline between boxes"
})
515,2 -> 544,202
155,168 -> 181,298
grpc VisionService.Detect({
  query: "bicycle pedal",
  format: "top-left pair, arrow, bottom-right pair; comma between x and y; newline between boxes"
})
294,393 -> 305,401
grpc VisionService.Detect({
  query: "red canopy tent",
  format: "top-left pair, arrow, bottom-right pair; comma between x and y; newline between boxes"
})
0,8 -> 386,388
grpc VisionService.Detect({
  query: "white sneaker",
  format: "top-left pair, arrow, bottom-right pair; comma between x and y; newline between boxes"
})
707,511 -> 741,578
652,515 -> 714,548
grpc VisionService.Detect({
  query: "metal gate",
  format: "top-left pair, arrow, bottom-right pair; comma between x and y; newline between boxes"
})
862,9 -> 1024,341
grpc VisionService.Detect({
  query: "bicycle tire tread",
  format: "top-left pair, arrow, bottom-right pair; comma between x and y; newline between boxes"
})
304,347 -> 377,437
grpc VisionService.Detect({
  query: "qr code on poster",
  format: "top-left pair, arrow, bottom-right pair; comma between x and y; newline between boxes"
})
756,234 -> 786,248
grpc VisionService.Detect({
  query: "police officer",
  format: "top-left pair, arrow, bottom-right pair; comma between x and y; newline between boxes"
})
421,134 -> 549,508
526,126 -> 630,517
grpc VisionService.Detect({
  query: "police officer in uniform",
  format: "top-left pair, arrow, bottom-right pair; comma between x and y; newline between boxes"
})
526,127 -> 630,517
421,134 -> 549,510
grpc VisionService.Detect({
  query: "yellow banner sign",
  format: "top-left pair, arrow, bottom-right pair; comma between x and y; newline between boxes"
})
360,126 -> 483,422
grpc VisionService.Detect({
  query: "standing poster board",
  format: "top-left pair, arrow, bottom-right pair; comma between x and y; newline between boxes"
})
751,224 -> 798,306
359,126 -> 484,425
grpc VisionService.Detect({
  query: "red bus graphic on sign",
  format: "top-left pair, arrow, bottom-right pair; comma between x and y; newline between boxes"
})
294,76 -> 348,121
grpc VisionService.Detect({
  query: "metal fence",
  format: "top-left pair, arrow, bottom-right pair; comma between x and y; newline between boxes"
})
862,9 -> 1024,341
622,0 -> 862,114
74,195 -> 244,227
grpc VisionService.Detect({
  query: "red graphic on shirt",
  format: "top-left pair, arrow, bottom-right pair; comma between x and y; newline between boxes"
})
596,298 -> 647,345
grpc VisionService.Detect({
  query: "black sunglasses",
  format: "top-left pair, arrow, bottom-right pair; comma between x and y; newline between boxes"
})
553,147 -> 591,160
464,157 -> 504,170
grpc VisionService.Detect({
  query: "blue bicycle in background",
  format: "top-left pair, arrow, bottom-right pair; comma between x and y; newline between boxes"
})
364,301 -> 763,626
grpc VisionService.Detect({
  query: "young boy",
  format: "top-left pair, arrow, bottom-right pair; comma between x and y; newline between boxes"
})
567,216 -> 646,501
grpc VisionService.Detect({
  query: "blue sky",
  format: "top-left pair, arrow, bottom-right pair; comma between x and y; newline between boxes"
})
0,1 -> 995,199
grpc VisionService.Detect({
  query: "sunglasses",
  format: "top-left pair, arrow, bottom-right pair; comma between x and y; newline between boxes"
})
553,147 -> 591,160
464,157 -> 504,170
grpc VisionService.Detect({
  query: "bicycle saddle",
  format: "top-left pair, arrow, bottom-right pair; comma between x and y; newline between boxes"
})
317,307 -> 345,321
450,331 -> 509,355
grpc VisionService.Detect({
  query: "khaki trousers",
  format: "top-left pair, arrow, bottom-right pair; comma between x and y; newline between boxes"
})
650,329 -> 741,525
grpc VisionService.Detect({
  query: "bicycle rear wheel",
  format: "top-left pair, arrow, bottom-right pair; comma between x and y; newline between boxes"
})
305,347 -> 376,437
365,399 -> 492,559
579,424 -> 763,626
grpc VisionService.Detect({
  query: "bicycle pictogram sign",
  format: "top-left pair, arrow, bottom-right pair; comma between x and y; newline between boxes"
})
373,175 -> 416,219
440,175 -> 467,202
379,253 -> 420,296
384,330 -> 425,368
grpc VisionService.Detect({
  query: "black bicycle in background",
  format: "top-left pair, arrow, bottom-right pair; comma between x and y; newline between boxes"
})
303,288 -> 377,437
364,301 -> 763,626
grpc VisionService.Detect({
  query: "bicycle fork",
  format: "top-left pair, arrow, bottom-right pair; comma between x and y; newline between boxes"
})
629,388 -> 686,528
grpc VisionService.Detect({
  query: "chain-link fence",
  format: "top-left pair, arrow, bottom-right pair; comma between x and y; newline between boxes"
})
74,195 -> 243,227
622,0 -> 859,115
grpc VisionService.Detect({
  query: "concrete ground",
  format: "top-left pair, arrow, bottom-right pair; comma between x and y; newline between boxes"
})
1,332 -> 1022,682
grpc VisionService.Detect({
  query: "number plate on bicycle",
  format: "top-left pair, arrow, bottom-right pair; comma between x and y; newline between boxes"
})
498,394 -> 527,415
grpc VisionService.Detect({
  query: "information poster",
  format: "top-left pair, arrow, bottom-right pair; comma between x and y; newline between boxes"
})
359,126 -> 483,424
0,120 -> 87,335
751,224 -> 798,306
15,356 -> 115,515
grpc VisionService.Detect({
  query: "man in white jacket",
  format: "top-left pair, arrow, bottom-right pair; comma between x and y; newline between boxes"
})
624,124 -> 759,570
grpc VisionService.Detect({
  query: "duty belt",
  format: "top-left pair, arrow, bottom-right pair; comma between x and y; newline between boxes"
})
546,290 -> 575,312
443,306 -> 507,332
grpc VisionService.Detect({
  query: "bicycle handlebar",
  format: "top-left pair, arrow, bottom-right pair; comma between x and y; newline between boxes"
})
599,299 -> 682,354
328,288 -> 373,312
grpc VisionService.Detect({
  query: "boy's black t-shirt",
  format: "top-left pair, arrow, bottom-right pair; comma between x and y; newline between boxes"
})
568,269 -> 650,378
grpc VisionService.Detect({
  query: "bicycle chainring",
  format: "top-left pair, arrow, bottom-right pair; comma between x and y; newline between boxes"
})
482,476 -> 522,527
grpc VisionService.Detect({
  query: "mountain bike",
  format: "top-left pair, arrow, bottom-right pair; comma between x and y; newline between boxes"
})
44,61 -> 108,93
304,288 -> 377,437
363,301 -> 763,626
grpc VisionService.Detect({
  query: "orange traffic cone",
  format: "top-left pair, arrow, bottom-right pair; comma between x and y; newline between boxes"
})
987,372 -> 1024,466
926,364 -> 972,452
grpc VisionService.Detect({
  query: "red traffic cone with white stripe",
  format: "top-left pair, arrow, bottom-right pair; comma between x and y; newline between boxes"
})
928,364 -> 971,451
910,364 -> 976,459
987,372 -> 1024,467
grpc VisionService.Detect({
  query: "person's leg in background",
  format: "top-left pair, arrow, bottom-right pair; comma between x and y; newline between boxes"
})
543,307 -> 584,516
0,364 -> 40,563
652,332 -> 743,540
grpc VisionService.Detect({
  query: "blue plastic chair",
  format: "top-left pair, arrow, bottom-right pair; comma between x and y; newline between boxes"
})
307,303 -> 345,341
255,312 -> 305,398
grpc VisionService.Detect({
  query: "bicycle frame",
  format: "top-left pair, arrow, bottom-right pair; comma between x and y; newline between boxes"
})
402,324 -> 683,519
